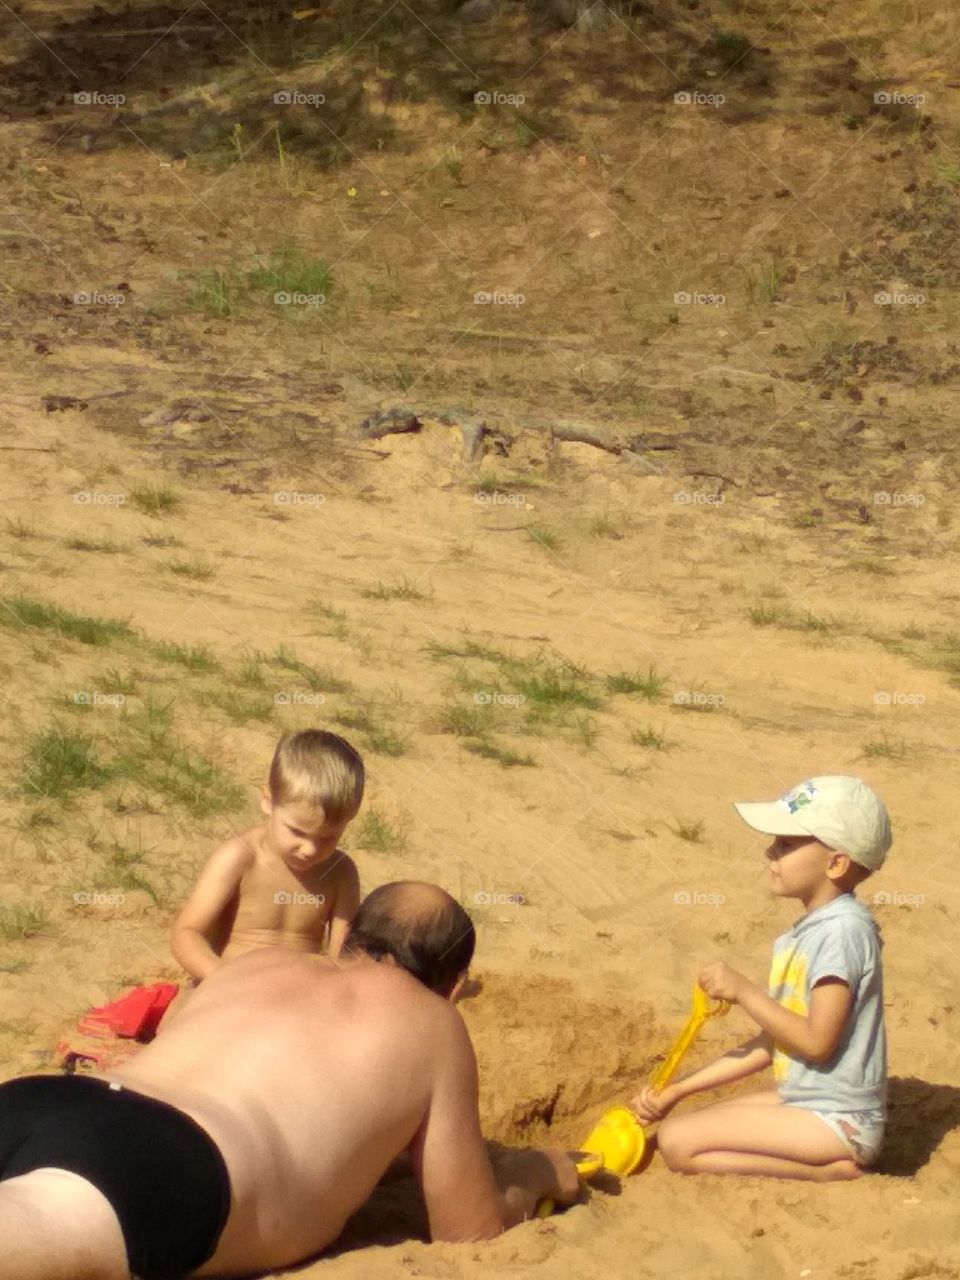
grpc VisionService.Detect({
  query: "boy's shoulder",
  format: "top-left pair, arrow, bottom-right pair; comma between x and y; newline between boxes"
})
794,895 -> 882,949
209,827 -> 262,870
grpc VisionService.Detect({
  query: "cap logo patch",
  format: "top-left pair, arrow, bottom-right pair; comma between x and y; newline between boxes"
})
780,781 -> 818,814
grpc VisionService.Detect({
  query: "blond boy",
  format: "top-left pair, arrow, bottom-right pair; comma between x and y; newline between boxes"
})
171,729 -> 364,980
632,775 -> 891,1181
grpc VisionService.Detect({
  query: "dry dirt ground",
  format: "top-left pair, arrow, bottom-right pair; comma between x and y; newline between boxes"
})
1,1 -> 960,1277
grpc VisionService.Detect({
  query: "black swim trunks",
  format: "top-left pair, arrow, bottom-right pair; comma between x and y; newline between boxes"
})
0,1074 -> 231,1280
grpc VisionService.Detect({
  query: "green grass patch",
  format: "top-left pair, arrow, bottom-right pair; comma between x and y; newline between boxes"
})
631,725 -> 672,750
333,708 -> 407,757
186,244 -> 331,318
526,523 -> 562,552
605,666 -> 666,700
463,739 -> 536,768
147,640 -> 219,672
65,538 -> 124,553
96,841 -> 161,907
115,736 -> 244,817
4,517 -> 37,539
130,484 -> 181,517
861,735 -> 909,761
0,904 -> 48,941
198,688 -> 275,725
166,558 -> 216,581
20,728 -> 110,800
0,595 -> 135,647
271,646 -> 351,694
361,579 -> 432,602
354,809 -> 408,855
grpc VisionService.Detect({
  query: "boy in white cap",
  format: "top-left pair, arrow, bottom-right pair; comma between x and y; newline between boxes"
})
630,775 -> 891,1180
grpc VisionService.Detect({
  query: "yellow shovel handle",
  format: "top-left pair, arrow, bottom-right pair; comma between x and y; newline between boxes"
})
648,985 -> 729,1093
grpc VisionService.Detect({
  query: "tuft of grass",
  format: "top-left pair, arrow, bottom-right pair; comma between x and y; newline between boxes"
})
247,242 -> 330,299
747,258 -> 784,305
463,739 -> 536,768
98,841 -> 160,906
526,523 -> 562,552
189,268 -> 232,317
20,728 -> 109,799
4,517 -> 38,539
166,558 -> 216,581
333,708 -> 407,757
516,659 -> 601,715
846,558 -> 896,577
747,602 -> 842,634
631,725 -> 672,750
354,809 -> 408,855
0,904 -> 48,941
605,666 -> 666,701
436,703 -> 496,737
65,538 -> 124,553
861,735 -> 909,761
271,646 -> 351,694
589,514 -> 624,540
748,601 -> 791,627
361,579 -> 432,603
0,596 -> 134,647
672,819 -> 705,843
308,602 -> 349,640
237,658 -> 267,688
147,640 -> 219,672
573,713 -> 600,749
198,688 -> 275,725
130,484 -> 181,517
116,737 -> 244,817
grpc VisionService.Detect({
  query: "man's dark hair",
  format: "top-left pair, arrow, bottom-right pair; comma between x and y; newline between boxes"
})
344,881 -> 475,998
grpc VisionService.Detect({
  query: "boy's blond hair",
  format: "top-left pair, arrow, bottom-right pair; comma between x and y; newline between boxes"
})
268,729 -> 364,823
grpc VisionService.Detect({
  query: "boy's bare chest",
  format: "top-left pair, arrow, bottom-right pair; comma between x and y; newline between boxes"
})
233,856 -> 338,934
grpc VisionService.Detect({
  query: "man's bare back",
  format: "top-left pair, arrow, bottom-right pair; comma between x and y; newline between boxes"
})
0,883 -> 578,1279
110,950 -> 454,1273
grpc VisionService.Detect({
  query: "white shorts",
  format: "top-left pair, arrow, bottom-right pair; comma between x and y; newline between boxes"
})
785,1102 -> 886,1166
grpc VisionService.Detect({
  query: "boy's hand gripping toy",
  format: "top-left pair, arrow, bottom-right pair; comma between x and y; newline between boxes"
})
537,984 -> 729,1216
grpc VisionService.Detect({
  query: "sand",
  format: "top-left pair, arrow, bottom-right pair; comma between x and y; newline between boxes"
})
0,402 -> 958,1280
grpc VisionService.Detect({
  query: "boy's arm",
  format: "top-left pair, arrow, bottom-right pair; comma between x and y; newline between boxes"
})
632,1033 -> 771,1119
170,840 -> 253,980
325,853 -> 360,958
701,963 -> 853,1063
667,1032 -> 772,1100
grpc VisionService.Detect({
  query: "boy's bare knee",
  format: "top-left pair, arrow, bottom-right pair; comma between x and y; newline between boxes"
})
654,1121 -> 688,1170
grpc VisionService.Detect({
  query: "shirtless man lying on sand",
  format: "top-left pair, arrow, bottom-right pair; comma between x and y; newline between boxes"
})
0,882 -> 578,1280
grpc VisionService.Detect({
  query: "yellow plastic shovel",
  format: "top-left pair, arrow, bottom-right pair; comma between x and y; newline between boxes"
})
536,984 -> 729,1216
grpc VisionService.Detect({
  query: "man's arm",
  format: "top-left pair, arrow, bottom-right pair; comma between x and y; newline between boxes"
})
325,854 -> 360,958
701,963 -> 854,1063
169,841 -> 252,980
409,1010 -> 577,1240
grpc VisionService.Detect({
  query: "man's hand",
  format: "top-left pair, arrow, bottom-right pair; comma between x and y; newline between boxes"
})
539,1148 -> 580,1209
698,961 -> 746,1004
628,1083 -> 678,1125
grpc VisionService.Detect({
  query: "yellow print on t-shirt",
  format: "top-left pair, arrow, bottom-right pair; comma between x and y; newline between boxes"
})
769,945 -> 809,1082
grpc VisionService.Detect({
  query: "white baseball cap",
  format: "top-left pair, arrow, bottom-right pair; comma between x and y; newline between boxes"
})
734,775 -> 892,871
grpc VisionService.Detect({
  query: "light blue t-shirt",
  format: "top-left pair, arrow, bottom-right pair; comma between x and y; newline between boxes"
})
768,894 -> 886,1113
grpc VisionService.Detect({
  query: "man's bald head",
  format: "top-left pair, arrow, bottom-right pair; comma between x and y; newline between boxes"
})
344,881 -> 475,998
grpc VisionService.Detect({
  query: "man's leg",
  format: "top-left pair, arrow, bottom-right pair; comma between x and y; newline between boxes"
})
657,1097 -> 861,1181
0,1168 -> 129,1280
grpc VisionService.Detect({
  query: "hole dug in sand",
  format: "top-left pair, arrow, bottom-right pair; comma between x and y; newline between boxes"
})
336,973 -> 660,1252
